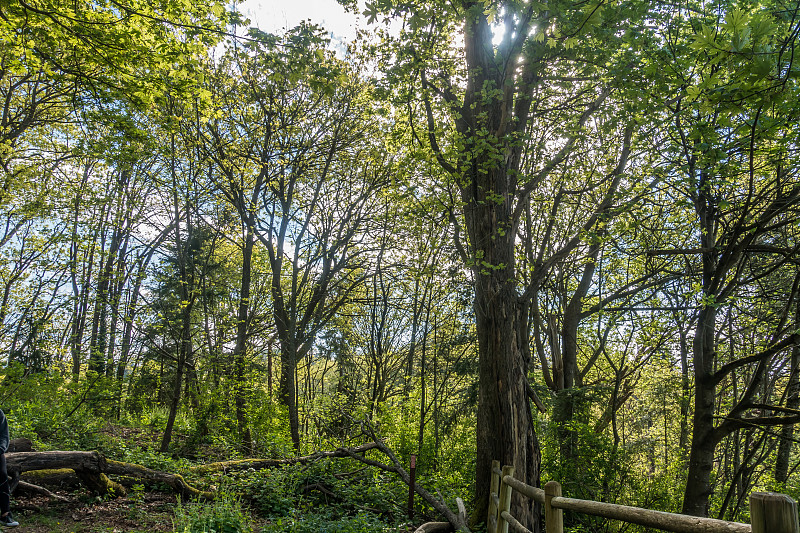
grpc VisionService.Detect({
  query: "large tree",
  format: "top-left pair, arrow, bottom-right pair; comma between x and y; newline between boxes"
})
356,0 -> 657,527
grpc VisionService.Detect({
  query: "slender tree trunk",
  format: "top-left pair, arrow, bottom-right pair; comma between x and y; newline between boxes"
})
234,225 -> 254,452
160,302 -> 190,453
433,318 -> 440,469
263,340 -> 270,399
70,165 -> 93,381
677,318 -> 692,456
105,232 -> 130,378
682,306 -> 718,516
88,233 -> 109,375
162,162 -> 193,453
775,301 -> 800,485
276,334 -> 301,450
417,303 -> 429,455
552,243 -> 599,475
406,277 -> 421,393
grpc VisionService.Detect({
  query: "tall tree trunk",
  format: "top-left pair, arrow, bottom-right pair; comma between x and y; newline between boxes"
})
88,231 -> 109,375
278,339 -> 300,451
115,228 -> 169,416
70,165 -> 93,381
552,243 -> 600,474
105,231 -> 131,378
278,340 -> 300,451
473,271 -> 540,528
682,305 -> 718,516
676,316 -> 692,457
267,340 -> 273,399
417,303 -> 430,455
162,166 -> 193,453
234,225 -> 254,452
456,11 -> 544,528
466,172 -> 540,526
160,299 -> 191,453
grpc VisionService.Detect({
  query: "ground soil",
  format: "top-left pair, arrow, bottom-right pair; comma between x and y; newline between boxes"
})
11,491 -> 177,532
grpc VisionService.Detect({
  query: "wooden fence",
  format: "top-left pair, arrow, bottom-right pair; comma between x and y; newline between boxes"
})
486,460 -> 800,533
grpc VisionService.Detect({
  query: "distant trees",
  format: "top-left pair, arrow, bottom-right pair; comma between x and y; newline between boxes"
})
197,29 -> 392,450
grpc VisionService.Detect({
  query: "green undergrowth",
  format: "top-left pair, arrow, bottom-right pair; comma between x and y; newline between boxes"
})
1,366 -> 475,532
165,458 -> 421,532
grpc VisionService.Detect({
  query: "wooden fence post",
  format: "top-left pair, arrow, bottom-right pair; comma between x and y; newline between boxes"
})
750,492 -> 800,533
497,465 -> 515,533
408,455 -> 416,521
487,460 -> 501,533
545,481 -> 564,533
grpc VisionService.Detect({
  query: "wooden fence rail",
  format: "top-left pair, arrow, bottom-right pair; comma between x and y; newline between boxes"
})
486,460 -> 800,533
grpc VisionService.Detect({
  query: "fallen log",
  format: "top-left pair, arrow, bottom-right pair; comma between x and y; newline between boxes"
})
413,523 -> 453,533
106,459 -> 213,500
4,442 -> 384,501
5,451 -> 208,499
15,480 -> 70,502
15,468 -> 82,491
6,451 -> 128,497
191,441 -> 381,474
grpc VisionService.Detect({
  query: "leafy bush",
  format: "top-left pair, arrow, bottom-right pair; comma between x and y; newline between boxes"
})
237,467 -> 298,517
173,491 -> 252,533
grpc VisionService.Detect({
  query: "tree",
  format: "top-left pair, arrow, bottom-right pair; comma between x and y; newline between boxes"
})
355,0 -> 656,526
655,2 -> 800,516
0,0 -> 229,381
200,28 -> 390,450
0,0 -> 228,107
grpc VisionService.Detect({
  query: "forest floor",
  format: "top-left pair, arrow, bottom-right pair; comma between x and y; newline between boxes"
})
12,491 -> 178,532
9,423 -> 419,532
12,491 -> 279,532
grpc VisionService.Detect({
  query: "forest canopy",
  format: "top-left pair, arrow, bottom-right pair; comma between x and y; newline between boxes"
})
0,0 -> 799,531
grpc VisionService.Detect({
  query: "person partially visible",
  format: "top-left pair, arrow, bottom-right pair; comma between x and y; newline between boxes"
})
0,410 -> 18,527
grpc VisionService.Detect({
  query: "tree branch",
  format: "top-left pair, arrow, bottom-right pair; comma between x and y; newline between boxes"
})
712,334 -> 799,385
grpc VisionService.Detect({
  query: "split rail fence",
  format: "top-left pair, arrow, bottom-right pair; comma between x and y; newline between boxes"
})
487,460 -> 800,533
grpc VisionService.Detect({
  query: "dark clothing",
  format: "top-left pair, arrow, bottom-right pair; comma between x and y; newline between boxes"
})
0,454 -> 8,514
0,410 -> 8,454
0,409 -> 10,514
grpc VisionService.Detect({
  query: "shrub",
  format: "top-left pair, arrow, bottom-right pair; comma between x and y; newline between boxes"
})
173,491 -> 252,533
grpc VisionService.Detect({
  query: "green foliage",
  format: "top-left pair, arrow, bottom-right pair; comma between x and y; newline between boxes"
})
260,510 -> 402,533
0,365 -> 115,449
374,395 -> 477,509
1,0 -> 800,528
236,468 -> 298,517
0,0 -> 229,107
228,458 -> 408,521
173,490 -> 252,533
